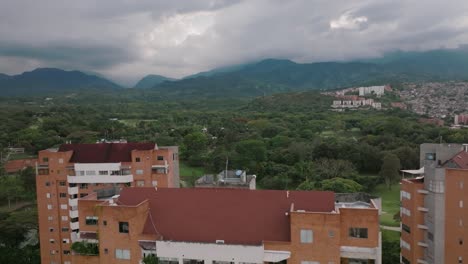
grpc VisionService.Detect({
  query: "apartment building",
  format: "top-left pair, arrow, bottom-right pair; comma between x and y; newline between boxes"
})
400,143 -> 468,264
73,187 -> 381,264
36,142 -> 179,264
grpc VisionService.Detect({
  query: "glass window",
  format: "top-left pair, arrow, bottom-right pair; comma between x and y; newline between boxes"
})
86,170 -> 95,176
136,157 -> 141,162
61,216 -> 68,221
59,181 -> 66,186
157,156 -> 164,161
59,193 -> 67,198
402,224 -> 411,234
300,229 -> 313,243
43,157 -> 49,162
349,228 -> 368,238
137,180 -> 145,187
136,169 -> 144,175
99,171 -> 108,175
115,249 -> 130,260
425,153 -> 436,160
86,216 -> 98,225
46,193 -> 51,198
119,222 -> 129,233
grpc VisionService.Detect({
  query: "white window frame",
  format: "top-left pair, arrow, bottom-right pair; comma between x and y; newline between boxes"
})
136,169 -> 144,175
115,249 -> 131,260
300,229 -> 313,243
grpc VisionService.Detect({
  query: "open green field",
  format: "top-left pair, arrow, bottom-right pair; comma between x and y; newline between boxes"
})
179,161 -> 207,187
381,228 -> 400,242
372,183 -> 400,227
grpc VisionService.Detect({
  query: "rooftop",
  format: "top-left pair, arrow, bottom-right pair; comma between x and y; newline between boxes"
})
58,142 -> 156,163
116,188 -> 335,245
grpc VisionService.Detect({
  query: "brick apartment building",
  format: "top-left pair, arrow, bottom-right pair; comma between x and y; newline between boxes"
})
400,143 -> 468,264
73,188 -> 381,264
35,142 -> 179,264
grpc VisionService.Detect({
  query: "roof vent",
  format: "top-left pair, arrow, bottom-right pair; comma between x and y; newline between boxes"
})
215,240 -> 224,244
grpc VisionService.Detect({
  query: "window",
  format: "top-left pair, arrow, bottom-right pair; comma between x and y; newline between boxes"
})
63,250 -> 71,255
103,220 -> 107,226
48,216 -> 53,221
104,248 -> 108,254
43,157 -> 49,162
76,171 -> 85,176
300,229 -> 313,243
137,180 -> 145,187
49,239 -> 55,244
349,228 -> 368,238
49,228 -> 54,232
401,239 -> 411,250
119,222 -> 129,233
402,224 -> 411,234
61,227 -> 69,232
80,193 -> 88,198
46,193 -> 51,198
50,250 -> 56,255
85,170 -> 95,176
86,216 -> 98,225
425,153 -> 436,160
63,239 -> 69,244
64,261 -> 71,264
45,181 -> 51,186
152,181 -> 158,187
461,200 -> 464,208
349,259 -> 372,264
157,156 -> 164,161
115,249 -> 131,260
136,157 -> 141,162
461,181 -> 464,189
79,183 -> 88,189
460,219 -> 464,227
401,207 -> 411,216
60,204 -> 67,210
58,158 -> 63,164
136,169 -> 144,175
328,230 -> 335,238
460,238 -> 464,245
401,256 -> 410,264
59,193 -> 67,198
99,171 -> 108,175
459,256 -> 463,264
156,168 -> 166,174
401,190 -> 411,200
59,181 -> 66,186
61,216 -> 68,221
47,204 -> 53,210
301,262 -> 319,264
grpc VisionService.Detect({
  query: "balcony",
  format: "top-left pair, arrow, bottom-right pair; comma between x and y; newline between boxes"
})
417,224 -> 428,230
418,242 -> 428,248
417,189 -> 429,194
418,207 -> 429,212
69,209 -> 79,218
69,198 -> 78,207
68,186 -> 78,195
417,259 -> 428,264
67,174 -> 133,184
70,221 -> 79,230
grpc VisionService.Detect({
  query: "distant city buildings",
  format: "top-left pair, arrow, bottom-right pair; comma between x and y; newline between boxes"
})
400,143 -> 468,264
332,98 -> 382,110
358,86 -> 385,97
454,114 -> 468,126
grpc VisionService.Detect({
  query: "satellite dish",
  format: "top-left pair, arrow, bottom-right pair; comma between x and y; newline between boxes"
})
235,170 -> 242,176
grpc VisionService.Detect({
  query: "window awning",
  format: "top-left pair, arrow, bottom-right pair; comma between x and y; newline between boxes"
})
401,167 -> 424,175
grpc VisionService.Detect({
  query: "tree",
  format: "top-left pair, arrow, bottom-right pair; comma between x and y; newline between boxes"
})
380,153 -> 401,190
0,175 -> 25,208
313,158 -> 358,180
142,254 -> 159,264
320,177 -> 363,193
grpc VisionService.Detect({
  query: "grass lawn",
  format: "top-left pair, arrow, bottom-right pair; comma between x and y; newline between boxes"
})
179,161 -> 207,187
372,183 -> 400,227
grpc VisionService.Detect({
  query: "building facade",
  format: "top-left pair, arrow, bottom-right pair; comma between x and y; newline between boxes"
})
400,143 -> 468,264
36,142 -> 179,264
73,188 -> 381,264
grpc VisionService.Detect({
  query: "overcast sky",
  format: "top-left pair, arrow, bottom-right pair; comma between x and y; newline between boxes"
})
1,0 -> 468,86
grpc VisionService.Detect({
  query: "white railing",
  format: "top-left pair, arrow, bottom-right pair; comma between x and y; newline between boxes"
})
67,174 -> 133,184
69,198 -> 78,207
70,221 -> 79,230
69,209 -> 79,218
68,186 -> 78,195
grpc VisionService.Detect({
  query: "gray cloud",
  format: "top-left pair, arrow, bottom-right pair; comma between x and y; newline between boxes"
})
1,0 -> 468,86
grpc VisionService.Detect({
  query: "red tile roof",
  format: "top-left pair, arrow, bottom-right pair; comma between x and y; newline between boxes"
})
448,151 -> 468,169
58,143 -> 155,163
117,188 -> 335,245
4,159 -> 37,173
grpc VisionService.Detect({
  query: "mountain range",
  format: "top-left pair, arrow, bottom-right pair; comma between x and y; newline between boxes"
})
2,47 -> 468,97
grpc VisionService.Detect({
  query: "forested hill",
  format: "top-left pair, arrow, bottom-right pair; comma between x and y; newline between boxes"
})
134,74 -> 175,89
0,68 -> 121,96
151,47 -> 468,98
